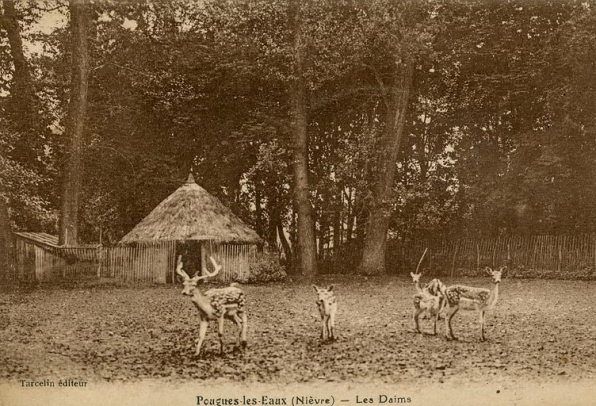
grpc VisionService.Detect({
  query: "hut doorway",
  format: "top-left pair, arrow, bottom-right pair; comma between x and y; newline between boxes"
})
176,241 -> 205,277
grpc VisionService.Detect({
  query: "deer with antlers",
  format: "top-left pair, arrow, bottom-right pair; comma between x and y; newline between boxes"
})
410,248 -> 446,335
442,266 -> 505,342
176,255 -> 247,357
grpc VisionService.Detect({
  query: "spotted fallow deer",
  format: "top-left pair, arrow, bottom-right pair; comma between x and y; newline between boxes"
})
442,266 -> 505,342
312,285 -> 337,341
410,248 -> 446,334
176,255 -> 247,357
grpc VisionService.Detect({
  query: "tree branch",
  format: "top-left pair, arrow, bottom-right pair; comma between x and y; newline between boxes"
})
360,63 -> 390,110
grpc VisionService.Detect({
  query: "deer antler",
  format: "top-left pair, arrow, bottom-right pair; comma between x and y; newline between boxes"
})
175,255 -> 190,280
209,256 -> 223,274
192,256 -> 222,281
415,248 -> 428,275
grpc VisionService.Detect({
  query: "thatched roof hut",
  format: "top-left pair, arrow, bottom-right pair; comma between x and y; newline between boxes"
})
120,174 -> 261,244
119,174 -> 261,283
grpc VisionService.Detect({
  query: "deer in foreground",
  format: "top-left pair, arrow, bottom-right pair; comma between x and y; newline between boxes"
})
410,248 -> 446,334
312,285 -> 337,341
176,255 -> 247,357
442,266 -> 505,342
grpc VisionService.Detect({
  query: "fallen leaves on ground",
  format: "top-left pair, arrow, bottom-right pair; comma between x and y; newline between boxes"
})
0,277 -> 595,385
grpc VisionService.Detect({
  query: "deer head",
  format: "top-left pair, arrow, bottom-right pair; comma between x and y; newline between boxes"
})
410,248 -> 428,285
312,285 -> 335,315
176,255 -> 223,296
484,266 -> 505,284
410,272 -> 422,285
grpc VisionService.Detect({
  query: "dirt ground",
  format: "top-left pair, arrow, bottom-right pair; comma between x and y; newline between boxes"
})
1,276 -> 595,385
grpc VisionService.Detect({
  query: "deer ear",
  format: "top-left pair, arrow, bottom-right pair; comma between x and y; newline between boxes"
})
410,272 -> 415,278
327,285 -> 334,291
176,275 -> 184,283
484,267 -> 493,275
500,266 -> 508,275
312,284 -> 319,292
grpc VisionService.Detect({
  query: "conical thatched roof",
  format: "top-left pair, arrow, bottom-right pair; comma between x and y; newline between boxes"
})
120,174 -> 262,244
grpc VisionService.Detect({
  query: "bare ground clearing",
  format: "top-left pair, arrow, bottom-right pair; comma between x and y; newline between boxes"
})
0,277 -> 595,385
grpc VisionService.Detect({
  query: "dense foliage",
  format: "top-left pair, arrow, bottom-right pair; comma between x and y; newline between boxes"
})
1,0 -> 595,273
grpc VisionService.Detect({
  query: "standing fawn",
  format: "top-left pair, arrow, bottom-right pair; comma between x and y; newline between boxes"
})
176,255 -> 247,357
412,279 -> 446,335
312,285 -> 337,341
442,266 -> 505,342
410,248 -> 446,334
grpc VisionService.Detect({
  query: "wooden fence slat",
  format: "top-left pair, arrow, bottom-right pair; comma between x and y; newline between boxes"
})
390,233 -> 596,279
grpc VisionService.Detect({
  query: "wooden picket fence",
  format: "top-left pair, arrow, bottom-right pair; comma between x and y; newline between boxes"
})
10,232 -> 263,284
13,232 -> 102,281
99,241 -> 177,283
98,241 -> 257,284
203,242 -> 257,283
386,234 -> 596,278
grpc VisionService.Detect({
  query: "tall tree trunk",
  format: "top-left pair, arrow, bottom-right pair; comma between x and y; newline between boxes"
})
1,1 -> 31,281
288,0 -> 317,278
354,190 -> 368,250
359,59 -> 414,275
277,220 -> 292,265
255,185 -> 263,237
2,0 -> 44,167
59,0 -> 90,246
0,197 -> 15,282
345,188 -> 354,244
267,198 -> 278,248
318,215 -> 328,259
332,202 -> 341,256
1,0 -> 35,106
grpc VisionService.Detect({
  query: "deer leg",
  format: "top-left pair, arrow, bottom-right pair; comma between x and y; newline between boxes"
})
433,297 -> 444,334
445,306 -> 459,340
218,314 -> 225,354
322,316 -> 329,341
329,311 -> 336,341
239,310 -> 248,349
195,320 -> 209,357
413,307 -> 423,333
437,298 -> 444,321
317,305 -> 325,340
325,318 -> 332,342
479,311 -> 486,342
232,314 -> 243,346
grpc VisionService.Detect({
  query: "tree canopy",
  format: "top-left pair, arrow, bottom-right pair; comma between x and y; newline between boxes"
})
1,0 -> 595,274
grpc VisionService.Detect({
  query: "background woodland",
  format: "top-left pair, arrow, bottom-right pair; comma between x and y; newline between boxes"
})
1,0 -> 595,277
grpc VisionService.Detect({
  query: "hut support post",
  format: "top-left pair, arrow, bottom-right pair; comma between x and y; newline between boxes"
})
201,242 -> 207,275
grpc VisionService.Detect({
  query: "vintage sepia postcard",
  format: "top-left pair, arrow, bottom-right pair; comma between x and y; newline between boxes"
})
1,0 -> 595,405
